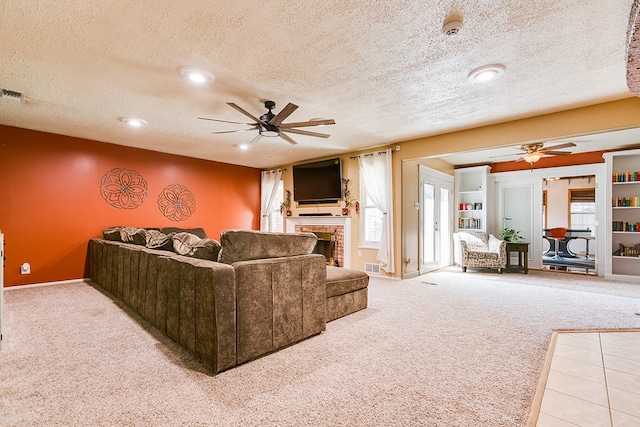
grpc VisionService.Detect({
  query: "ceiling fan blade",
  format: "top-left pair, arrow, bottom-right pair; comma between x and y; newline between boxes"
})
279,132 -> 298,145
542,151 -> 572,156
542,142 -> 576,151
210,127 -> 258,135
282,128 -> 330,138
281,119 -> 336,128
227,102 -> 265,124
248,134 -> 263,144
269,103 -> 299,126
198,117 -> 255,125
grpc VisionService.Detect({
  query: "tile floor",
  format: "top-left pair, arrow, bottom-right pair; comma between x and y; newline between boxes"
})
534,331 -> 640,426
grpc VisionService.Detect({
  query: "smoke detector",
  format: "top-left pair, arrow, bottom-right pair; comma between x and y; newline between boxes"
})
442,19 -> 463,36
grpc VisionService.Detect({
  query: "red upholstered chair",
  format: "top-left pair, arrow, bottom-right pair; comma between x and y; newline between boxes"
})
547,227 -> 567,259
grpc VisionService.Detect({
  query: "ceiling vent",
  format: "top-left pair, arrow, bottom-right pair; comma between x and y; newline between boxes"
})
1,88 -> 23,101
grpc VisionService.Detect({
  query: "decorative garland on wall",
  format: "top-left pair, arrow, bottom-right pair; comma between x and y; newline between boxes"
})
157,184 -> 196,222
100,168 -> 148,210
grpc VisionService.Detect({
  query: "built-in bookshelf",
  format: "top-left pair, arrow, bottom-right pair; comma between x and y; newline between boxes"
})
604,149 -> 640,282
455,165 -> 490,232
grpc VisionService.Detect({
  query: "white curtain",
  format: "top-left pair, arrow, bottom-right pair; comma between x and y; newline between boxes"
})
358,148 -> 395,273
260,169 -> 282,231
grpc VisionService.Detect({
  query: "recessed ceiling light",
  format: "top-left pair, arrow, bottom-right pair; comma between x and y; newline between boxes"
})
179,67 -> 214,84
467,64 -> 505,83
235,143 -> 251,150
118,117 -> 147,127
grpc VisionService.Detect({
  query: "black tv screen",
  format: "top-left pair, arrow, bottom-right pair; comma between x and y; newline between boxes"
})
293,158 -> 343,203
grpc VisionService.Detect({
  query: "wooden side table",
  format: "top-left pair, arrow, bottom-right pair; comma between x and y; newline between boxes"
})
506,242 -> 529,273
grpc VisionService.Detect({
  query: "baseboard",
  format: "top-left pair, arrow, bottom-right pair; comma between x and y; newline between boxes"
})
5,278 -> 90,291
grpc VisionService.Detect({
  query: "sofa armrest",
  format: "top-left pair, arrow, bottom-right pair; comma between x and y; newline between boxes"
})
233,253 -> 326,364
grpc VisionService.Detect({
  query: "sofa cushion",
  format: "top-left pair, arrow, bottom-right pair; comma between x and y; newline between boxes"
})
217,230 -> 317,264
161,227 -> 207,239
172,232 -> 221,261
326,266 -> 369,298
144,229 -> 174,251
119,227 -> 147,245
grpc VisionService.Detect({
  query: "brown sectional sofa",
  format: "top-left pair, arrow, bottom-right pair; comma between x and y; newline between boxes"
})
88,228 -> 368,375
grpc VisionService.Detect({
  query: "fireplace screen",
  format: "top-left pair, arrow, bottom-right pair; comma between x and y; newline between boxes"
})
312,232 -> 338,266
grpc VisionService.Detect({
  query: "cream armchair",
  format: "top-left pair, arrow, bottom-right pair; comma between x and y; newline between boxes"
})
453,231 -> 507,273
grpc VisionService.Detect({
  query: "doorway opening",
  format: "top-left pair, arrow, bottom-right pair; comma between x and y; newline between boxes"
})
542,175 -> 596,274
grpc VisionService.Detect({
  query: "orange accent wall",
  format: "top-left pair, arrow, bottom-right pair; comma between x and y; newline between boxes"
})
0,125 -> 261,287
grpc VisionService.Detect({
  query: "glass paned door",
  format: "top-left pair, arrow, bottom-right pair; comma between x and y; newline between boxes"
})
419,166 -> 453,273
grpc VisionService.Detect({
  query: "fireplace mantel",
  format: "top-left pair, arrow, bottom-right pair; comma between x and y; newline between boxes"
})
286,216 -> 351,268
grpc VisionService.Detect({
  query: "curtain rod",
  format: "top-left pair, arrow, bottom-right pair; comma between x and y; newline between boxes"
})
349,150 -> 389,160
263,168 -> 286,172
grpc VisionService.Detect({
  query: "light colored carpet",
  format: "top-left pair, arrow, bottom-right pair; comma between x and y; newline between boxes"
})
2,268 -> 640,426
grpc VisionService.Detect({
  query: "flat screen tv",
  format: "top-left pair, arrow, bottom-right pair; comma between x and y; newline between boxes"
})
293,158 -> 343,204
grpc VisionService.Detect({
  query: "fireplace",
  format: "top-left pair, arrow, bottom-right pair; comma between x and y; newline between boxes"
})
311,231 -> 337,266
285,216 -> 351,268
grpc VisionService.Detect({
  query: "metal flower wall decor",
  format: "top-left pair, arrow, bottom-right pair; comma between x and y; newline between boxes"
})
100,167 -> 148,210
157,184 -> 196,221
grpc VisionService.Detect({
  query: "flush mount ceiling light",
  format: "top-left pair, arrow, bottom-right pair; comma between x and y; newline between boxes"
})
235,143 -> 251,150
118,116 -> 147,128
179,67 -> 214,84
467,64 -> 505,83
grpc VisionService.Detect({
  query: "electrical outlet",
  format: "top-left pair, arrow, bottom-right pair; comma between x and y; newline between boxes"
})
20,262 -> 30,274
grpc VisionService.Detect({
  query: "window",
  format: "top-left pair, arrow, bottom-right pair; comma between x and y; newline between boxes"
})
360,183 -> 383,246
269,180 -> 284,232
569,189 -> 595,233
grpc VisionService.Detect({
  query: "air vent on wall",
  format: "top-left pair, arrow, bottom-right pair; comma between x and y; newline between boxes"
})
1,88 -> 23,101
365,262 -> 381,275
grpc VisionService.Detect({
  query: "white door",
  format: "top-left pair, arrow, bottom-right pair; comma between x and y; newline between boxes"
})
419,166 -> 453,273
501,185 -> 533,243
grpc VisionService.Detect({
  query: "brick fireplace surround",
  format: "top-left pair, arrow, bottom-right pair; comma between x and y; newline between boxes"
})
285,216 -> 352,268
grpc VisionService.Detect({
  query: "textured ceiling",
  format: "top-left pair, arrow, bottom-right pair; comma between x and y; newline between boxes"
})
0,1 -> 636,168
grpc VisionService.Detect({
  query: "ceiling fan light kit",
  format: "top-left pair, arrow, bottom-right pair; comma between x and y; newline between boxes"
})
522,152 -> 543,164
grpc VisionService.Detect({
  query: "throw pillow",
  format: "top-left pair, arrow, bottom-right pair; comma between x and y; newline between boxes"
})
119,227 -> 147,245
102,226 -> 124,241
144,229 -> 174,251
161,227 -> 207,239
172,232 -> 221,261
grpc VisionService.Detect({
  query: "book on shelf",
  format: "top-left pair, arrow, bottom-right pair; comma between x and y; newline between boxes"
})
458,217 -> 481,230
612,221 -> 640,232
615,243 -> 640,257
612,196 -> 640,207
612,172 -> 640,182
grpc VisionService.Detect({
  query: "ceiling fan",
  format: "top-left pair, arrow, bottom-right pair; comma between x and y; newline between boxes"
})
490,142 -> 577,164
516,142 -> 576,164
198,100 -> 336,145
